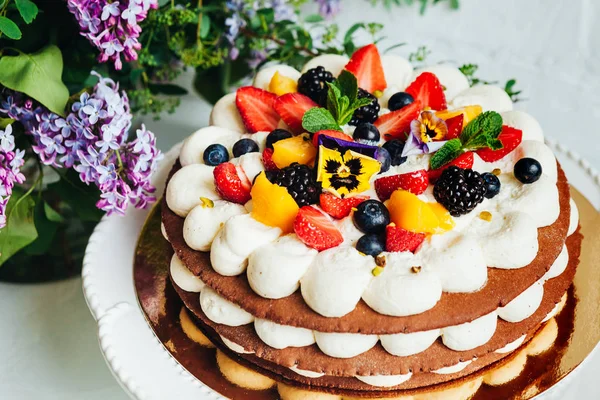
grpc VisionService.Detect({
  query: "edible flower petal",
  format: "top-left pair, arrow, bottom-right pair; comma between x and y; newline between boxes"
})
317,146 -> 380,198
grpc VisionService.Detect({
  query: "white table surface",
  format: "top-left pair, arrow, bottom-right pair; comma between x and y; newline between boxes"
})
1,0 -> 599,399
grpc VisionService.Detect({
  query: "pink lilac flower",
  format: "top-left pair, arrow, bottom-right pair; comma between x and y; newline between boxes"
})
67,0 -> 158,70
0,125 -> 25,229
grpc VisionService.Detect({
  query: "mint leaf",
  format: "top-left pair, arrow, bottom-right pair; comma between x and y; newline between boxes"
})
326,82 -> 342,121
302,107 -> 341,133
461,111 -> 503,149
352,97 -> 375,109
430,139 -> 463,170
336,70 -> 358,104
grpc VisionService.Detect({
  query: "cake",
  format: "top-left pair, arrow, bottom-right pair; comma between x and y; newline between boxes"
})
160,44 -> 582,399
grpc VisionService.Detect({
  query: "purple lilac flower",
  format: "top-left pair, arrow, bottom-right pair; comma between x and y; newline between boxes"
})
67,0 -> 158,70
0,125 -> 25,229
0,72 -> 162,217
315,0 -> 341,19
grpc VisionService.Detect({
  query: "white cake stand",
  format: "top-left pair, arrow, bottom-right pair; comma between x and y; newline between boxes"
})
82,141 -> 600,400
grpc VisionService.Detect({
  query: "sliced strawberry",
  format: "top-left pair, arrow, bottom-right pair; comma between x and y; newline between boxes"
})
262,148 -> 279,171
445,114 -> 464,140
385,223 -> 426,253
273,92 -> 318,135
312,129 -> 353,147
213,162 -> 252,204
236,86 -> 280,133
476,126 -> 523,162
344,44 -> 387,93
405,72 -> 447,111
294,206 -> 344,251
375,100 -> 421,140
319,193 -> 368,219
374,170 -> 429,201
427,152 -> 474,182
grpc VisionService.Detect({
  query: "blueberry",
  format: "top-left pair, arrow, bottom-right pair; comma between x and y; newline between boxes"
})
232,138 -> 259,157
203,144 -> 229,166
353,123 -> 380,144
514,158 -> 542,184
388,92 -> 414,111
376,147 -> 391,174
382,139 -> 407,166
266,129 -> 293,149
356,234 -> 385,257
481,173 -> 501,198
353,200 -> 390,234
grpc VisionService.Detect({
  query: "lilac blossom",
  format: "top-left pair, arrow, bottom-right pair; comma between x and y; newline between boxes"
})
315,0 -> 341,19
0,72 -> 162,217
0,125 -> 25,229
67,0 -> 158,70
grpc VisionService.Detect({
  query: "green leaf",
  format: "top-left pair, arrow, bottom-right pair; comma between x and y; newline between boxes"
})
200,14 -> 210,39
0,45 -> 69,115
47,171 -> 103,223
430,139 -> 463,170
0,117 -> 14,129
326,83 -> 342,122
304,14 -> 324,23
302,107 -> 341,133
44,202 -> 64,223
460,111 -> 503,147
23,201 -> 59,256
158,0 -> 170,5
335,70 -> 358,104
15,0 -> 39,24
0,188 -> 38,267
0,17 -> 22,40
148,83 -> 189,95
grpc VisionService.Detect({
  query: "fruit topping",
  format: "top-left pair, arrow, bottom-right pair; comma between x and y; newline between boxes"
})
349,88 -> 380,126
261,148 -> 279,171
381,139 -> 407,166
214,162 -> 252,204
374,100 -> 422,140
476,125 -> 523,162
387,190 -> 451,234
405,72 -> 447,111
317,145 -> 380,198
436,105 -> 482,127
344,44 -> 387,93
273,92 -> 319,134
427,151 -> 474,182
356,233 -> 385,256
266,129 -> 293,149
353,199 -> 390,234
312,129 -> 353,148
388,92 -> 415,111
294,206 -> 343,251
514,157 -> 542,184
481,172 -> 501,198
444,114 -> 464,139
433,166 -> 486,217
271,162 -> 322,207
268,71 -> 298,96
232,138 -> 259,157
353,122 -> 380,145
319,192 -> 368,219
272,134 -> 317,169
236,86 -> 280,133
479,211 -> 493,222
199,197 -> 214,208
203,143 -> 229,166
374,169 -> 429,201
376,147 -> 391,173
251,172 -> 299,232
385,223 -> 425,253
297,66 -> 334,106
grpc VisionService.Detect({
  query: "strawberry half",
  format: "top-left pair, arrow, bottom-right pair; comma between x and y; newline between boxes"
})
476,126 -> 523,162
445,114 -> 464,140
273,92 -> 318,135
236,86 -> 280,133
385,223 -> 426,253
319,193 -> 368,219
312,129 -> 353,147
344,44 -> 387,93
375,100 -> 421,140
374,169 -> 429,201
262,148 -> 279,171
294,206 -> 344,251
213,162 -> 252,204
427,152 -> 474,182
405,72 -> 447,111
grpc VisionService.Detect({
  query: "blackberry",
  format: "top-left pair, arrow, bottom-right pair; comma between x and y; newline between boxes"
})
349,89 -> 380,126
273,163 -> 322,207
434,166 -> 487,217
298,66 -> 334,106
